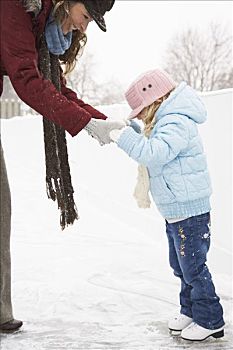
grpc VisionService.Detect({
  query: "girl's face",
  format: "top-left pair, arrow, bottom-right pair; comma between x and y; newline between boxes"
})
62,2 -> 93,34
136,107 -> 147,120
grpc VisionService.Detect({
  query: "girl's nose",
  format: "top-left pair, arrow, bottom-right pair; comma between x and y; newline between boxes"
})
81,21 -> 89,33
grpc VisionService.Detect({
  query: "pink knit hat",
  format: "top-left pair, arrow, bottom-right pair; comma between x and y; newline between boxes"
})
125,69 -> 177,119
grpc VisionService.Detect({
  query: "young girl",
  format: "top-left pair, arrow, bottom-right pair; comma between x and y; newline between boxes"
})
109,69 -> 225,342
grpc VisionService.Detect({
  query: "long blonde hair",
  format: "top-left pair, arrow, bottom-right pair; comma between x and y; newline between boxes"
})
143,90 -> 174,137
52,0 -> 87,74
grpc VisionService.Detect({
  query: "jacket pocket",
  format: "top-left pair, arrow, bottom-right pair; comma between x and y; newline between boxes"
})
162,176 -> 176,200
150,176 -> 176,204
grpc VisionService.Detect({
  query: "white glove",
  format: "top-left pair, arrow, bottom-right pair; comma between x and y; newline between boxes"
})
84,119 -> 127,145
109,119 -> 141,142
109,128 -> 127,142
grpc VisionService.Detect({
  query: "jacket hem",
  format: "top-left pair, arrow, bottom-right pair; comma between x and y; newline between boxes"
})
156,197 -> 211,219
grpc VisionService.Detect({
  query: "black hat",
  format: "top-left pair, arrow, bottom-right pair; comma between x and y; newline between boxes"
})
82,0 -> 115,32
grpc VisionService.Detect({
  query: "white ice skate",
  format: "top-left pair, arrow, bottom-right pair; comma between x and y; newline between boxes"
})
168,314 -> 193,334
181,322 -> 224,341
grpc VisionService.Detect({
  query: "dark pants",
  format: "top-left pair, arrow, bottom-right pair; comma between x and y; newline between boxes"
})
0,141 -> 13,323
166,212 -> 224,330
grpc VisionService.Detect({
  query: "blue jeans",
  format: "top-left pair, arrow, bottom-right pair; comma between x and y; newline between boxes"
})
166,212 -> 224,330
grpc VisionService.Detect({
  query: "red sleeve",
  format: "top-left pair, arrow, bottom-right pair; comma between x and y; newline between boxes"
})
0,75 -> 3,96
0,0 -> 91,136
60,74 -> 107,120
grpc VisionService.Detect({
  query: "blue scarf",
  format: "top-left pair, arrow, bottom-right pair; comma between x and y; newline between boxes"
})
45,12 -> 72,55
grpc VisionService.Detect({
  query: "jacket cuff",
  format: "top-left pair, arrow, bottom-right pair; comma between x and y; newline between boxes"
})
117,127 -> 142,154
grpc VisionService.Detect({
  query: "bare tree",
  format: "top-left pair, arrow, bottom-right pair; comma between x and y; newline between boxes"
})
66,52 -> 124,105
163,23 -> 232,91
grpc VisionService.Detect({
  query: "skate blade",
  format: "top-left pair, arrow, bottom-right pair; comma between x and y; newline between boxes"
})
169,329 -> 181,336
0,328 -> 23,334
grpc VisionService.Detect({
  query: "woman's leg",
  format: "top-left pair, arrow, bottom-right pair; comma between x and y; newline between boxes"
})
0,141 -> 13,324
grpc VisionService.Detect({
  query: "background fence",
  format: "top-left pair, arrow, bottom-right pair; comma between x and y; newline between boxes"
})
0,99 -> 22,119
0,99 -> 37,119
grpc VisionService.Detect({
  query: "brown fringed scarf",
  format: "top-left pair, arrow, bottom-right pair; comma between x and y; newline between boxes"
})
39,34 -> 79,230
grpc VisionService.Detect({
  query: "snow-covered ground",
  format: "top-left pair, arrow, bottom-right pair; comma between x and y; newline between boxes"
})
0,89 -> 232,349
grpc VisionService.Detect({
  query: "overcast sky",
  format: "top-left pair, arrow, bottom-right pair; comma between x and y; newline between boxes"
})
81,0 -> 232,89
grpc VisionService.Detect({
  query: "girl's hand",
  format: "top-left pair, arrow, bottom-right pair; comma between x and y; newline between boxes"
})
129,120 -> 141,133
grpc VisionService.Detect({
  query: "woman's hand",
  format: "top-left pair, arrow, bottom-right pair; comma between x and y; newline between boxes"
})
84,119 -> 127,145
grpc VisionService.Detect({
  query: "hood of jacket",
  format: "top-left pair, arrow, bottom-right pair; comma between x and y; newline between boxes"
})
156,82 -> 207,124
22,0 -> 42,15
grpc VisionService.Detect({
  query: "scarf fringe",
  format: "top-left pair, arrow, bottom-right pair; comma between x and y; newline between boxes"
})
46,176 -> 79,230
46,177 -> 57,201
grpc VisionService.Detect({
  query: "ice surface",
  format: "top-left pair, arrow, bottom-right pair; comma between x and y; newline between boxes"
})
0,90 -> 232,349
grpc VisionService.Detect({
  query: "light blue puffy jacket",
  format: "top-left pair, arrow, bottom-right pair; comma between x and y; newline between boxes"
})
117,82 -> 212,219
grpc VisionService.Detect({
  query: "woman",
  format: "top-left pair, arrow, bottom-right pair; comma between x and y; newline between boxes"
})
0,0 -> 122,332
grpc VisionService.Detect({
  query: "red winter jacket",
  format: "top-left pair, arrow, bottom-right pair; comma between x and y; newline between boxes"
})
0,0 -> 107,136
